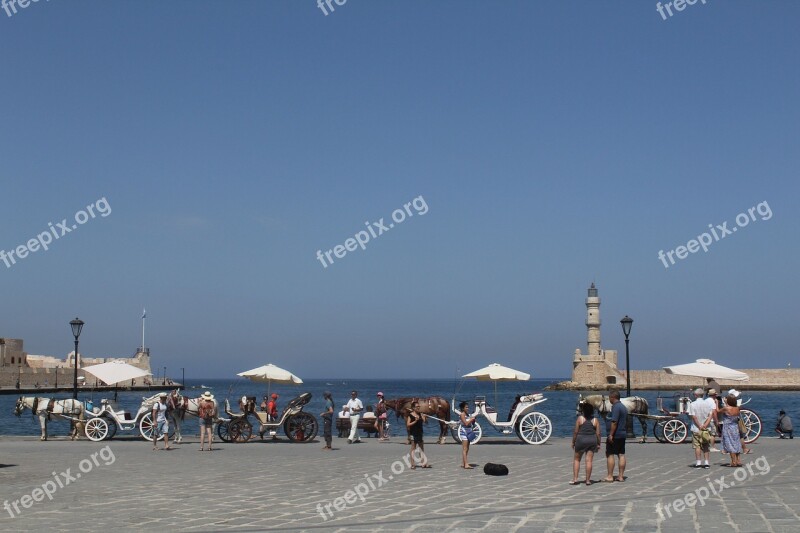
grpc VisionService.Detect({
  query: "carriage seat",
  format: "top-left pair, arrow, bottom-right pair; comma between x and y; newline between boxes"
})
520,393 -> 543,403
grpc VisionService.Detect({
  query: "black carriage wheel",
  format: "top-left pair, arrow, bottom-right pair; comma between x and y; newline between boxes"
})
217,421 -> 232,442
231,419 -> 253,443
284,412 -> 318,442
653,420 -> 667,443
102,416 -> 118,440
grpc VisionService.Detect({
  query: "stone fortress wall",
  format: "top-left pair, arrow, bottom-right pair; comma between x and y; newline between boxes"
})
0,337 -> 152,388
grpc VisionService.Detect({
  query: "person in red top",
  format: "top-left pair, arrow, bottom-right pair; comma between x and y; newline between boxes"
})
268,393 -> 279,420
259,393 -> 279,440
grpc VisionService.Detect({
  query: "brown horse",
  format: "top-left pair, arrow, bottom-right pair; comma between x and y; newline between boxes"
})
384,396 -> 451,444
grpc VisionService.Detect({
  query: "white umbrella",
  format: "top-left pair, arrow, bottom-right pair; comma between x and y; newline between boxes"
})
83,361 -> 151,386
463,363 -> 531,381
462,363 -> 530,408
663,358 -> 749,381
237,364 -> 303,395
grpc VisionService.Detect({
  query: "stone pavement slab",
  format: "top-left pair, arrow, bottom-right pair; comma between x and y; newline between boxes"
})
1,435 -> 798,532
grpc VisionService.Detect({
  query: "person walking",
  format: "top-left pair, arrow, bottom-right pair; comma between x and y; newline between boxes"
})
688,388 -> 713,469
571,402 -> 601,485
604,391 -> 628,482
459,401 -> 477,469
776,410 -> 793,439
198,391 -> 216,451
152,393 -> 172,451
346,390 -> 363,443
406,401 -> 431,468
706,389 -> 721,452
321,391 -> 334,450
374,392 -> 388,441
718,394 -> 743,466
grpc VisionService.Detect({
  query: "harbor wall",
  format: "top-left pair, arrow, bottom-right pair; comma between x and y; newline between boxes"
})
552,367 -> 800,391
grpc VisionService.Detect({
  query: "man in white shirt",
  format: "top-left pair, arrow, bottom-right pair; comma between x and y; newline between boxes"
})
688,388 -> 713,468
345,391 -> 364,443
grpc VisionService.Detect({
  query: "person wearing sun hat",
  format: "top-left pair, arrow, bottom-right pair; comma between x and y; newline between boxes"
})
198,391 -> 216,451
374,392 -> 388,441
688,388 -> 713,468
705,388 -> 721,452
152,393 -> 172,451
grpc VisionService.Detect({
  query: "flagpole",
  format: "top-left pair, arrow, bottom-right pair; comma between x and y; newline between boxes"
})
141,308 -> 146,352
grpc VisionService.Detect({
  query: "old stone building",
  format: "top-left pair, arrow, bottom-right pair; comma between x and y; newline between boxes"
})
571,283 -> 625,387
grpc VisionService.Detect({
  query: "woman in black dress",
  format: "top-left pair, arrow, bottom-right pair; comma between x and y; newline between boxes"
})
571,402 -> 601,485
406,402 -> 431,468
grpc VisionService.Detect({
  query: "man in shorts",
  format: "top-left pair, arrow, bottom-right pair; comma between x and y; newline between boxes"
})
198,391 -> 216,451
605,391 -> 628,482
152,393 -> 171,451
689,388 -> 713,468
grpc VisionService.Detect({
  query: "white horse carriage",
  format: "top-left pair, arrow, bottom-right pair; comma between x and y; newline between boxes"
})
450,363 -> 553,445
451,392 -> 553,445
80,393 -> 174,441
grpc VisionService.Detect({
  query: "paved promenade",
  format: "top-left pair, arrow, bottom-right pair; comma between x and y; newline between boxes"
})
1,433 -> 797,532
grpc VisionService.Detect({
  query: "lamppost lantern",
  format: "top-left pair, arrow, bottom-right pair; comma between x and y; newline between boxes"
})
70,318 -> 85,340
620,315 -> 633,339
70,318 -> 84,400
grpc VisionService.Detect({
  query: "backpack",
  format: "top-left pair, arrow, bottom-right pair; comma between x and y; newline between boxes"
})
198,400 -> 216,419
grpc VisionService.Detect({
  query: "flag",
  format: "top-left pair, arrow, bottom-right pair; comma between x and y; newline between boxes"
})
142,308 -> 146,319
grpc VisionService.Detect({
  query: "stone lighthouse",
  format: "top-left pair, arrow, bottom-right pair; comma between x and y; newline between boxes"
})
572,283 -> 622,386
586,282 -> 601,357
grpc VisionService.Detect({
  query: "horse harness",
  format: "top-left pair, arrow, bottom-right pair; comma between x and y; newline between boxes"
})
31,398 -> 63,420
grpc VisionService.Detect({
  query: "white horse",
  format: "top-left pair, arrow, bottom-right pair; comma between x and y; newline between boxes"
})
577,394 -> 650,443
14,397 -> 85,441
165,390 -> 219,443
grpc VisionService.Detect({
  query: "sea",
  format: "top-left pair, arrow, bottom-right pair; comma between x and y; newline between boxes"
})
2,378 -> 798,439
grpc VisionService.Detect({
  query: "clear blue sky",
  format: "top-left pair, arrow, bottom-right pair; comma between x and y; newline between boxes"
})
1,1 -> 798,380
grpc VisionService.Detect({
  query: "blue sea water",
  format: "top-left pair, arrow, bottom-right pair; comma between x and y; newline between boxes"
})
2,378 -> 798,440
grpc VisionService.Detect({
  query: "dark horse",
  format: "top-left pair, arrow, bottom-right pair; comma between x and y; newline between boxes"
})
384,397 -> 451,444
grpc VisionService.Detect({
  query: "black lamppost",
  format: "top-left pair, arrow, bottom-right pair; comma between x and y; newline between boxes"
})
620,316 -> 633,396
70,318 -> 85,400
620,315 -> 634,439
181,367 -> 185,389
163,366 -> 167,385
